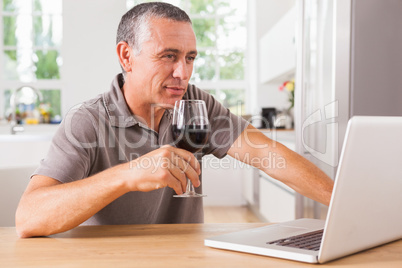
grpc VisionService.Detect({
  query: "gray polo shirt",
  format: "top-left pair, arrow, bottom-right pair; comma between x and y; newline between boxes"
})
34,74 -> 248,225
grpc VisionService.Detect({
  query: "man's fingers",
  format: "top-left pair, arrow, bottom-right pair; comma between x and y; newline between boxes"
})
166,163 -> 187,193
128,146 -> 202,195
161,145 -> 201,175
171,155 -> 200,188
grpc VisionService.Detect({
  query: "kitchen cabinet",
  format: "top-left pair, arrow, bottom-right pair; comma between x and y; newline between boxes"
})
0,167 -> 36,226
202,154 -> 255,207
0,124 -> 56,226
259,170 -> 295,222
243,129 -> 296,222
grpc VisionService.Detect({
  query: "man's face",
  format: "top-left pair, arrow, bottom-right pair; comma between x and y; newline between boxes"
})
128,18 -> 197,107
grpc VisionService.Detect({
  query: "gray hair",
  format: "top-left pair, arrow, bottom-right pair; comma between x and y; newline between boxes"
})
116,2 -> 192,58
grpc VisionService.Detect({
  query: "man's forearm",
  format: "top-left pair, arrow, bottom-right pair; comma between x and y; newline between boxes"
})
228,125 -> 334,206
262,142 -> 334,206
16,164 -> 129,238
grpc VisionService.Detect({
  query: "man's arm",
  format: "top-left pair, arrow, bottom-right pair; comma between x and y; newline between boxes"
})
227,125 -> 333,206
15,145 -> 201,238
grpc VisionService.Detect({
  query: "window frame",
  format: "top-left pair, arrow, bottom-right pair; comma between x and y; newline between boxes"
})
187,3 -> 247,115
0,0 -> 63,120
189,12 -> 246,96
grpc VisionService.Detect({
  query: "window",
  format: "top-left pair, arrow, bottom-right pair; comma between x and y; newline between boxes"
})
128,0 -> 247,115
1,0 -> 62,123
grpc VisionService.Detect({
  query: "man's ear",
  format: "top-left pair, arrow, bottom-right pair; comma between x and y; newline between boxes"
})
116,41 -> 132,73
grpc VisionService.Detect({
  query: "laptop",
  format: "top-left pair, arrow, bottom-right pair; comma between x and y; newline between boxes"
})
205,116 -> 402,263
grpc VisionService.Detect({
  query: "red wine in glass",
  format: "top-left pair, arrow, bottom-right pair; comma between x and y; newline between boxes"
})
171,100 -> 210,197
172,124 -> 210,153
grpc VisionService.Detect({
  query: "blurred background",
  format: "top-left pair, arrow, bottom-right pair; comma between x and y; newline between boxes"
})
1,0 -> 401,227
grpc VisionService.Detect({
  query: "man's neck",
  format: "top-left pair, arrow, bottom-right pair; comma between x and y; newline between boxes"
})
133,105 -> 166,133
122,87 -> 166,133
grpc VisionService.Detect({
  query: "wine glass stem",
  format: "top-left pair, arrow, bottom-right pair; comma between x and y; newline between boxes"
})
186,178 -> 195,194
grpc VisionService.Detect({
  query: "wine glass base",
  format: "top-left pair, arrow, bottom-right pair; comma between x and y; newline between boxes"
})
173,192 -> 207,198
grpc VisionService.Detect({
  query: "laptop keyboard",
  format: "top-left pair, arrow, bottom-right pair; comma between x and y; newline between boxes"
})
266,229 -> 324,251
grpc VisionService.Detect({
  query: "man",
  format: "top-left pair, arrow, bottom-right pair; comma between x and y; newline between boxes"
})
16,2 -> 333,238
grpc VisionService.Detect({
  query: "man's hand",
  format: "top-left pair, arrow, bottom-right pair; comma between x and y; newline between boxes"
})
124,145 -> 201,195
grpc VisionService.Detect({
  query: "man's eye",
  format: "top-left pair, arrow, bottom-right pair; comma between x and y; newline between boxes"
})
187,56 -> 196,62
164,54 -> 175,59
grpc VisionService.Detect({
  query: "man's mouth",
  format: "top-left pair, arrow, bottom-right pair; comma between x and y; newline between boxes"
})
165,86 -> 185,95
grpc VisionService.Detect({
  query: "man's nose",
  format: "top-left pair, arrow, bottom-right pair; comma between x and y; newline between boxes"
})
172,59 -> 190,80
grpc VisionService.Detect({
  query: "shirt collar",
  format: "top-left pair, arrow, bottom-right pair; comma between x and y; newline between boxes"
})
102,74 -> 138,128
102,74 -> 174,129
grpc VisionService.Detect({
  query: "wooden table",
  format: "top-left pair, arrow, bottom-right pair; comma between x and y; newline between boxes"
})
1,223 -> 401,267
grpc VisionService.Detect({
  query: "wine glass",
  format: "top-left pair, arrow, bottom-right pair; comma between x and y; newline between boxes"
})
171,100 -> 210,197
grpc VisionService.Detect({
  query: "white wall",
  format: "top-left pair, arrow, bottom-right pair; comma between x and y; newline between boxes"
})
247,0 -> 296,116
62,0 -> 126,115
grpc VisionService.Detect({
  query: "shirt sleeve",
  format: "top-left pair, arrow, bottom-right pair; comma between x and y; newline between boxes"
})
185,85 -> 249,159
32,104 -> 99,183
